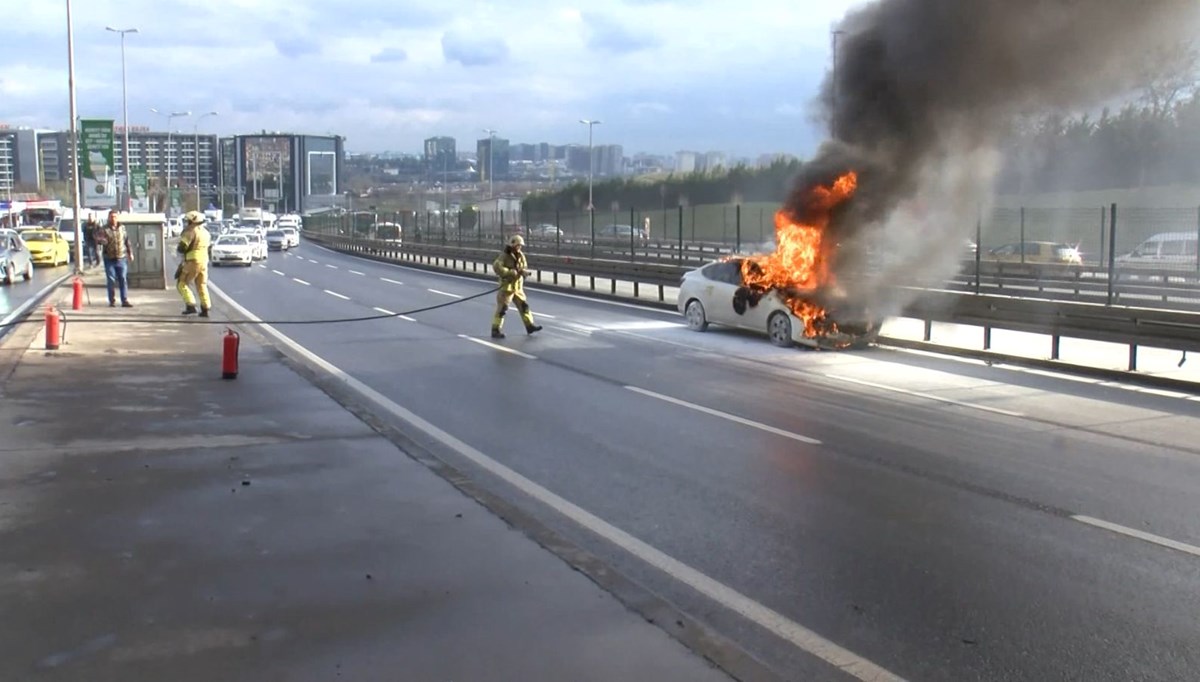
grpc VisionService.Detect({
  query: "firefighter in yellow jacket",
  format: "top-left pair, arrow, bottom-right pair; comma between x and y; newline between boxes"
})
491,234 -> 542,338
177,211 -> 213,316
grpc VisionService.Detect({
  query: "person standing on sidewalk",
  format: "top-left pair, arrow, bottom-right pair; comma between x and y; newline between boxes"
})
95,209 -> 133,307
176,211 -> 212,317
490,234 -> 542,339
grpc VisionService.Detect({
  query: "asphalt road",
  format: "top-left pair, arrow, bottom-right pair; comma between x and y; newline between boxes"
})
0,262 -> 72,325
208,242 -> 1200,682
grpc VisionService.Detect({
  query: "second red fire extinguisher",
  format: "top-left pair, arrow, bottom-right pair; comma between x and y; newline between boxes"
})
222,328 -> 240,380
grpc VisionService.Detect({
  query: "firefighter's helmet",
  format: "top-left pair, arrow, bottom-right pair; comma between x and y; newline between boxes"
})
183,210 -> 206,225
509,234 -> 525,247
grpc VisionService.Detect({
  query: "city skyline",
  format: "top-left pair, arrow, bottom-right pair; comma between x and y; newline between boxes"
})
0,0 -> 866,158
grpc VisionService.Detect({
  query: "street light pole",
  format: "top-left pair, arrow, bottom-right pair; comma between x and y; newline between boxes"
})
579,119 -> 602,210
66,0 -> 84,272
831,29 -> 845,140
150,108 -> 189,214
105,26 -> 137,210
193,111 -> 217,209
482,128 -> 496,199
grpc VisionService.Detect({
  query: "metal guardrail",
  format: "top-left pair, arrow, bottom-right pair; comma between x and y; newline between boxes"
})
307,233 -> 1200,370
949,261 -> 1200,310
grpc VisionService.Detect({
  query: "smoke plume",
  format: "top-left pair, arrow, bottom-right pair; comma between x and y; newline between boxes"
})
799,0 -> 1200,314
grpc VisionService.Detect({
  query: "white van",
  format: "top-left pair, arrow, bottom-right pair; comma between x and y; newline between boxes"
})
1117,232 -> 1197,268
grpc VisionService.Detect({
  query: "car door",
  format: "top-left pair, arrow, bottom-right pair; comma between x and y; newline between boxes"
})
698,260 -> 747,327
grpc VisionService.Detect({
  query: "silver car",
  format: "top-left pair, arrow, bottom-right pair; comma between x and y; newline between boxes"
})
0,229 -> 34,285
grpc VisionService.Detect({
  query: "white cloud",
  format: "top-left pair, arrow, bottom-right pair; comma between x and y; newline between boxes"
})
0,0 -> 871,156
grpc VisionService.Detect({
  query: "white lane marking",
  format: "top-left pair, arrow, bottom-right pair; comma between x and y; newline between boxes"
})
325,263 -> 338,269
349,270 -> 365,276
373,306 -> 396,315
292,278 -> 311,286
625,386 -> 822,445
428,288 -> 462,298
1072,515 -> 1200,558
381,277 -> 404,285
210,282 -> 898,682
458,334 -> 537,360
824,374 -> 1025,417
537,312 -> 557,319
0,272 -> 71,329
309,241 -> 678,316
308,258 -> 319,263
324,289 -> 350,300
257,264 -> 267,269
399,315 -> 416,322
272,269 -> 285,276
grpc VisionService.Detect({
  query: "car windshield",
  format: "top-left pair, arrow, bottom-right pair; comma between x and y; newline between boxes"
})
22,233 -> 53,242
267,231 -> 285,237
217,236 -> 248,245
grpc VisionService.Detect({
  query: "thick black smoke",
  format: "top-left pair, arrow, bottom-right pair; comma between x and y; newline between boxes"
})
790,0 -> 1200,313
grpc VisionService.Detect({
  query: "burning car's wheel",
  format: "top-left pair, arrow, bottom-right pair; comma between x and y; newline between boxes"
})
768,311 -> 793,347
685,299 -> 709,332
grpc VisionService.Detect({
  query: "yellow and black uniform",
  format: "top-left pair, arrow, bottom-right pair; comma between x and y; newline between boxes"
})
176,212 -> 213,316
491,235 -> 541,338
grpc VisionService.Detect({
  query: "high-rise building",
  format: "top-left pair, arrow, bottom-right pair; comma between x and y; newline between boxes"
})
675,151 -> 698,173
423,136 -> 456,172
701,151 -> 727,173
0,127 -> 44,193
594,144 -> 625,176
510,143 -> 536,162
477,136 -> 510,181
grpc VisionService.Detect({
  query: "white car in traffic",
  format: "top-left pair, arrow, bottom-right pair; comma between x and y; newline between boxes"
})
209,234 -> 254,267
677,258 -> 883,349
280,226 -> 300,248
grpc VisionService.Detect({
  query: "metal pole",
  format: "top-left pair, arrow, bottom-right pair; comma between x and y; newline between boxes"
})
1106,203 -> 1117,305
1019,206 -> 1026,264
975,210 -> 982,294
580,119 -> 602,210
67,0 -> 83,271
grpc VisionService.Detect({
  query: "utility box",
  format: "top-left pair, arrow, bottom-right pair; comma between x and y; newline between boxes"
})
116,212 -> 168,290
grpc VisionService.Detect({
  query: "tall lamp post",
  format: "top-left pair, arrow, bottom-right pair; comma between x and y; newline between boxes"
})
66,0 -> 84,271
150,108 -> 189,214
831,29 -> 845,140
193,111 -> 217,209
105,26 -> 137,210
579,119 -> 601,210
481,128 -> 496,199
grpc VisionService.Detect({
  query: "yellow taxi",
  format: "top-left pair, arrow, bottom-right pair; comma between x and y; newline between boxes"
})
20,229 -> 71,266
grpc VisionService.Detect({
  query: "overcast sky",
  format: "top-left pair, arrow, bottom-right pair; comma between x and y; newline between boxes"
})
1,0 -> 866,158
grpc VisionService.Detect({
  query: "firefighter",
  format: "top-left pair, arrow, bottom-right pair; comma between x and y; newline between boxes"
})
491,234 -> 542,339
177,210 -> 213,316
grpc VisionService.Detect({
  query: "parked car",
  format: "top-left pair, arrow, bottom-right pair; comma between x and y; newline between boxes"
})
20,229 -> 71,266
595,223 -> 649,246
528,223 -> 563,240
0,229 -> 35,284
265,229 -> 289,251
209,235 -> 255,267
985,241 -> 1082,265
243,232 -> 268,260
1116,232 -> 1197,268
677,258 -> 882,349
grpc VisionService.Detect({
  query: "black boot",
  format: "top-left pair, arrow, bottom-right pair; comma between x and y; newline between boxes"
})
525,324 -> 543,335
182,305 -> 197,315
491,328 -> 505,339
198,308 -> 209,318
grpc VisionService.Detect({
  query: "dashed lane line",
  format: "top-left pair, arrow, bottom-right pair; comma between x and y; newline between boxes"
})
625,386 -> 822,445
326,263 -> 338,269
324,289 -> 350,300
272,269 -> 285,276
457,334 -> 537,360
349,270 -> 365,276
381,277 -> 404,285
824,374 -> 1025,418
373,306 -> 396,315
209,281 -> 907,682
1072,515 -> 1200,559
293,278 -> 311,286
428,289 -> 462,298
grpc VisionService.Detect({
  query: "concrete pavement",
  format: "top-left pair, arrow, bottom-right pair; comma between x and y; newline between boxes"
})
0,272 -> 735,682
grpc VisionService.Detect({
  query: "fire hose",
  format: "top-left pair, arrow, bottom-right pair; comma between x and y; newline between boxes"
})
0,285 -> 501,329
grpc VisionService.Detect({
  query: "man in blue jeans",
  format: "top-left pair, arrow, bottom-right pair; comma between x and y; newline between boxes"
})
95,210 -> 134,307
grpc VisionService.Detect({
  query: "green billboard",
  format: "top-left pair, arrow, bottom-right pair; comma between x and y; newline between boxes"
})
79,119 -> 115,207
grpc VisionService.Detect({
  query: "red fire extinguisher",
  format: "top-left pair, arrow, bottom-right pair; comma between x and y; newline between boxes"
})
44,306 -> 62,350
72,277 -> 84,310
222,328 -> 240,380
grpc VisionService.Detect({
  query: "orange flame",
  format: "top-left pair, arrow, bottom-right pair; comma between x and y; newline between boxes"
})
740,172 -> 858,337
